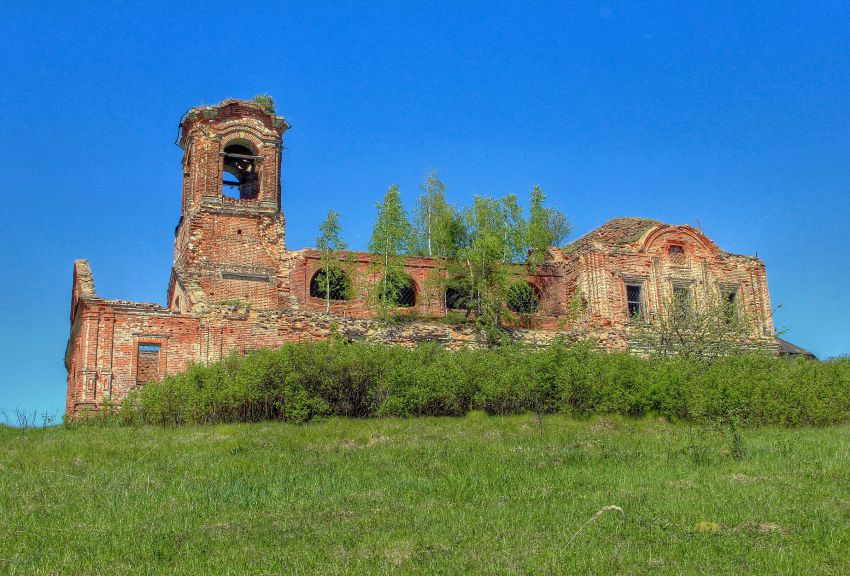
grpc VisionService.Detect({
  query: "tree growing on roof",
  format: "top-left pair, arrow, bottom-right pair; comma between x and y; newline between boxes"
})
369,185 -> 414,315
413,171 -> 468,316
458,195 -> 526,340
526,185 -> 571,270
315,209 -> 349,313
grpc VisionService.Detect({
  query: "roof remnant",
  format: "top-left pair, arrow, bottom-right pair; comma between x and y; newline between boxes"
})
776,337 -> 817,360
560,217 -> 664,254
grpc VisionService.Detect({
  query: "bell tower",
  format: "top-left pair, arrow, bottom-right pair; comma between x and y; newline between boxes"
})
170,99 -> 291,311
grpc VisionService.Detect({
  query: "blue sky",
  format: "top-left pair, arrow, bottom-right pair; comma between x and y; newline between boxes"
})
1,1 -> 848,417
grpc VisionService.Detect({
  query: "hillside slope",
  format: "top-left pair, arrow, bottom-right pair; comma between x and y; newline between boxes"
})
1,415 -> 849,575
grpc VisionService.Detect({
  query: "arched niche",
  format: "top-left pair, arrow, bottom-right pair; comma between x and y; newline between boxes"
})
639,226 -> 721,260
310,267 -> 351,301
221,142 -> 260,200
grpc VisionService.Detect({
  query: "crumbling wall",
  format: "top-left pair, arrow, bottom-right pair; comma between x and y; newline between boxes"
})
65,101 -> 778,420
64,295 -> 610,418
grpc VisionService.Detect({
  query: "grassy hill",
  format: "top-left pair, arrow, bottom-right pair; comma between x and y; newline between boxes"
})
1,414 -> 849,575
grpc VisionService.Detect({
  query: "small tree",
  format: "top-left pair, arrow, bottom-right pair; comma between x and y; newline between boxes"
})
414,171 -> 456,257
500,193 -> 527,264
414,171 -> 469,315
458,190 -> 570,337
369,185 -> 414,313
630,288 -> 767,361
526,185 -> 571,269
459,195 -> 526,338
316,210 -> 348,312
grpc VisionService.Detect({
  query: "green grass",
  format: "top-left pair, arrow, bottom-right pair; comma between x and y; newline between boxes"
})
1,414 -> 849,575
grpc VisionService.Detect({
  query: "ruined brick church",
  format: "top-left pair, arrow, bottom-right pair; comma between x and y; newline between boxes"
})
65,99 -> 776,418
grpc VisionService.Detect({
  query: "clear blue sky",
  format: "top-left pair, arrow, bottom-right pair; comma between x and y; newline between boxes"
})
1,1 -> 848,418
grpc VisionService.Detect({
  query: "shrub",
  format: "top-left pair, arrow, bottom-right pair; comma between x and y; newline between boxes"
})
117,340 -> 850,428
506,281 -> 540,314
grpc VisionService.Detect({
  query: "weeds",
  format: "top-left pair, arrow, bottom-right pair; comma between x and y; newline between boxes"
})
567,505 -> 625,544
0,409 -> 58,429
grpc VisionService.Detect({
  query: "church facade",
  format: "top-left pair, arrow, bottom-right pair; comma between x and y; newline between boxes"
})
65,99 -> 775,418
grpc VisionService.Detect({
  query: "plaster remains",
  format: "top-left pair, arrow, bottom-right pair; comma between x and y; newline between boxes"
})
65,99 -> 776,418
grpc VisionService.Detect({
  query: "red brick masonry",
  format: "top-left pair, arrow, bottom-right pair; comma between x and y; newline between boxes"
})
65,100 -> 775,418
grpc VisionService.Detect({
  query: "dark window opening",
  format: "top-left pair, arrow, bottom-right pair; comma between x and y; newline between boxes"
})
722,287 -> 738,322
137,343 -> 161,385
379,272 -> 416,307
507,281 -> 540,314
626,284 -> 643,319
445,279 -> 473,311
310,267 -> 351,301
668,245 -> 686,264
222,144 -> 259,200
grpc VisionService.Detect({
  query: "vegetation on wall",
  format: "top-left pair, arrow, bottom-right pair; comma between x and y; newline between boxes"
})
317,174 -> 774,356
414,171 -> 468,317
252,93 -> 276,114
321,173 -> 571,333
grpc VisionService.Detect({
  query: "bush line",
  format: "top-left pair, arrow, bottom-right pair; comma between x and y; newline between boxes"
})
106,339 -> 850,427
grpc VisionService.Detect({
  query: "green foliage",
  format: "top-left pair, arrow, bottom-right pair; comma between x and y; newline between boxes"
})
316,209 -> 346,255
454,189 -> 569,334
445,277 -> 473,312
118,341 -> 850,428
377,270 -> 415,307
526,185 -> 571,268
369,185 -> 414,314
364,178 -> 569,331
442,311 -> 470,325
459,195 -> 518,330
412,172 -> 470,315
369,185 -> 413,260
310,266 -> 351,301
506,281 -> 540,314
253,94 -> 275,114
413,171 -> 464,259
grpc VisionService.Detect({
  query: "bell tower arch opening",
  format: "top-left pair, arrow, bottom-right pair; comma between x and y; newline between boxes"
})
175,98 -> 290,217
222,142 -> 260,200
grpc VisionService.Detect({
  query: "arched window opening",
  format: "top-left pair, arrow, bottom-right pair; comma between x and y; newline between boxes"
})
310,267 -> 351,301
507,281 -> 540,314
222,143 -> 259,200
445,278 -> 473,310
379,271 -> 416,307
